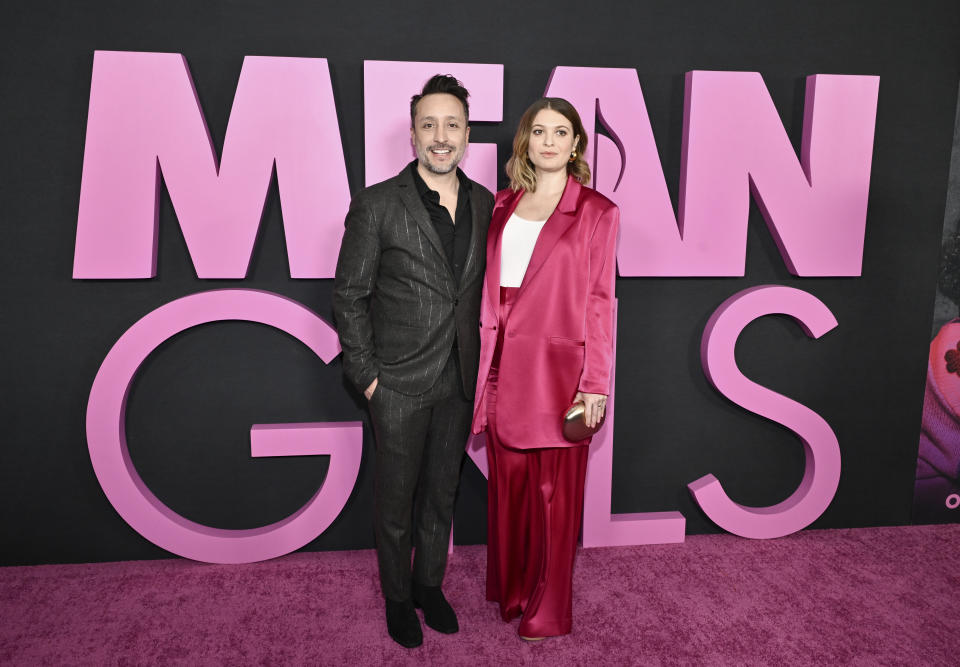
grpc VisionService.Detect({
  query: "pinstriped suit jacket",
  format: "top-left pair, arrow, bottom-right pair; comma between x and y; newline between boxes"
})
333,164 -> 494,398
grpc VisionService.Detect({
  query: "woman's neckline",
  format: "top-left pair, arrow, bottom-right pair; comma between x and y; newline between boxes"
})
511,212 -> 548,224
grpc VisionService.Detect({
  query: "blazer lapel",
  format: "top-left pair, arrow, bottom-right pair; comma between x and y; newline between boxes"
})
396,168 -> 455,284
485,188 -> 524,316
518,175 -> 581,295
459,184 -> 483,291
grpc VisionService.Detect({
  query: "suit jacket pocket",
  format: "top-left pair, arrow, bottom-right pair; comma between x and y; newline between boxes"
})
542,339 -> 586,410
549,336 -> 586,347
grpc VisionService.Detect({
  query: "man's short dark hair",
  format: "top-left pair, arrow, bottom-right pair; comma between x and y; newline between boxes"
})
410,74 -> 470,126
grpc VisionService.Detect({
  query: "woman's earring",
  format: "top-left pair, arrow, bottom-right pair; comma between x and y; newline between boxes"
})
568,151 -> 577,163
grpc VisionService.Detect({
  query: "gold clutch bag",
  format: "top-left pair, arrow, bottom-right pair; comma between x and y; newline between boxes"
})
562,401 -> 605,442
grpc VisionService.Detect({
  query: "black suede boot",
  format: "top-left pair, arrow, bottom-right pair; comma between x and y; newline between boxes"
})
385,598 -> 422,648
412,581 -> 459,634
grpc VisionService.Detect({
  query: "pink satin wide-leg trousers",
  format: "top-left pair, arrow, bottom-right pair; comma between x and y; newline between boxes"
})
484,286 -> 589,638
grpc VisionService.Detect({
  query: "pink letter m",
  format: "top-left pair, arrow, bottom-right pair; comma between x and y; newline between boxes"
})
74,51 -> 350,279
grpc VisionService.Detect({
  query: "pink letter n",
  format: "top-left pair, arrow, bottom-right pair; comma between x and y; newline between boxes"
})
74,51 -> 350,279
547,68 -> 879,276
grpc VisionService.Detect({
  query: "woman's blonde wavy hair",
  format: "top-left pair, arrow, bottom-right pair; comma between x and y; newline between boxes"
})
506,97 -> 591,192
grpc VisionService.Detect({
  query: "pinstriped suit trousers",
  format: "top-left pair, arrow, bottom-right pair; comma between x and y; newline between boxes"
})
368,351 -> 472,602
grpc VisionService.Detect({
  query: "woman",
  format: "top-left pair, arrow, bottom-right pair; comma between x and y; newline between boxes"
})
472,98 -> 619,639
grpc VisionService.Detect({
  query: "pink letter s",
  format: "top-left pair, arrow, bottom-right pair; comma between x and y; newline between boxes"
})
692,286 -> 841,538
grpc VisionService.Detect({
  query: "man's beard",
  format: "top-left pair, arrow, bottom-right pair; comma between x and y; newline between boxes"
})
417,143 -> 463,175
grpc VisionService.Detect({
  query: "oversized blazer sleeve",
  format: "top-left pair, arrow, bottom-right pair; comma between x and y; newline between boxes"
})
332,191 -> 381,393
578,202 -> 619,395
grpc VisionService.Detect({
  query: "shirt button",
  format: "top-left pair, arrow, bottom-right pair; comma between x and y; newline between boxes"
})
508,331 -> 517,338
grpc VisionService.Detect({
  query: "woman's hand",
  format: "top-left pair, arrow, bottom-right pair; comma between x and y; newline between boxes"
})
575,391 -> 608,429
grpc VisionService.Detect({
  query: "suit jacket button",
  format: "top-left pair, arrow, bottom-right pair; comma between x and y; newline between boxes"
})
453,298 -> 459,306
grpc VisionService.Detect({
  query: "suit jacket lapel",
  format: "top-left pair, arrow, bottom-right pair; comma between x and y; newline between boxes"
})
396,167 -> 455,285
460,184 -> 483,292
485,188 -> 524,317
518,175 -> 581,295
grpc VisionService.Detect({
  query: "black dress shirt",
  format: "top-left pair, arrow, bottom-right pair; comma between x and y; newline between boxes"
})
410,161 -> 472,285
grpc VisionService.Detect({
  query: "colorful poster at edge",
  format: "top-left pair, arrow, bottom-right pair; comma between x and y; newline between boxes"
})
915,84 -> 960,524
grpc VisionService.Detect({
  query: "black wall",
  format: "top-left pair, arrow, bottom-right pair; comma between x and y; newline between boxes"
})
2,0 -> 959,565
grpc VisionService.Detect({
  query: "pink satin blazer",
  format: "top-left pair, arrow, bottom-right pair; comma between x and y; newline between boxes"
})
471,175 -> 619,449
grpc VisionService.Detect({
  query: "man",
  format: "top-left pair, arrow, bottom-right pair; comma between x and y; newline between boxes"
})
332,75 -> 494,648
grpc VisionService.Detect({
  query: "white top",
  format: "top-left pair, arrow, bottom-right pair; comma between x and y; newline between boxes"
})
499,213 -> 548,287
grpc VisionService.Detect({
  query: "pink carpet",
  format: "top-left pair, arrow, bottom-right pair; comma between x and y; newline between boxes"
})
1,524 -> 958,665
